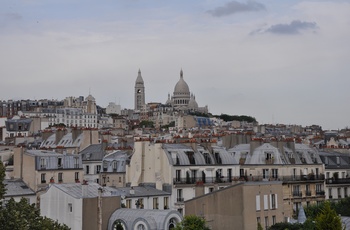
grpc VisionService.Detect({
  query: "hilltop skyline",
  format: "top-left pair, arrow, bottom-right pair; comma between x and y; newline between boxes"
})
1,0 -> 349,130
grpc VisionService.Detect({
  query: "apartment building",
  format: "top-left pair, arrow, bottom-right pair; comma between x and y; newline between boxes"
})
13,147 -> 83,192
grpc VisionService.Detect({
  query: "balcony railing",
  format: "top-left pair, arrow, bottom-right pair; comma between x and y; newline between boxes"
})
316,190 -> 325,196
293,191 -> 302,197
326,178 -> 350,184
305,190 -> 312,196
173,174 -> 325,185
177,197 -> 184,202
173,177 -> 232,185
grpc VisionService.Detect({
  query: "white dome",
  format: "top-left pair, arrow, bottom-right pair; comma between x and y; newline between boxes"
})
174,70 -> 190,95
188,94 -> 198,109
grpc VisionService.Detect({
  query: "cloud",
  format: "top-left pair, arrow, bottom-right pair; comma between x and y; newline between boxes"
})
207,1 -> 265,17
264,20 -> 318,34
5,13 -> 22,21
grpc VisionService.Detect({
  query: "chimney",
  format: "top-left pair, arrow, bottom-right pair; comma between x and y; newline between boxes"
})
82,180 -> 88,197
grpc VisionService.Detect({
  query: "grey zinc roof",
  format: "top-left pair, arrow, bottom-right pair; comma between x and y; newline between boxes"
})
107,209 -> 182,230
246,143 -> 284,164
80,144 -> 104,161
50,182 -> 119,199
25,149 -> 62,157
212,146 -> 237,164
111,186 -> 170,198
4,179 -> 35,197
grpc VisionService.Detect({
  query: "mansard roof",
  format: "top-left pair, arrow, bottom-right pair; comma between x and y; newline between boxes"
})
162,143 -> 236,165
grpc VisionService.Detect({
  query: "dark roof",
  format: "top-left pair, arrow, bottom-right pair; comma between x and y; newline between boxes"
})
4,179 -> 36,197
80,144 -> 104,161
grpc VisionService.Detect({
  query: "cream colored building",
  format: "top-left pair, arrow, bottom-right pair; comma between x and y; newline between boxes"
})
126,140 -> 240,214
185,181 -> 286,230
13,147 -> 83,193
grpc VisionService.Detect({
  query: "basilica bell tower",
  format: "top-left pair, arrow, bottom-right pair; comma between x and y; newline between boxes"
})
134,69 -> 145,110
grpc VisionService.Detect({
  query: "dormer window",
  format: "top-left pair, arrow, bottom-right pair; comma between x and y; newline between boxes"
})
40,158 -> 46,169
58,157 -> 62,168
103,161 -> 108,171
113,161 -> 117,171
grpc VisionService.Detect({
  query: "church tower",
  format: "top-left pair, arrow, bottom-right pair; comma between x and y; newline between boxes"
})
134,69 -> 145,110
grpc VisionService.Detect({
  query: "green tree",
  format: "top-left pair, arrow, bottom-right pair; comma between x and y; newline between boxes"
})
139,120 -> 154,128
315,201 -> 343,230
257,222 -> 263,230
0,198 -> 70,230
0,160 -> 6,200
175,215 -> 210,230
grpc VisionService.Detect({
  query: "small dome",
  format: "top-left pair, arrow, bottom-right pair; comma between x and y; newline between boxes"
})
166,93 -> 173,105
188,94 -> 198,109
174,70 -> 190,95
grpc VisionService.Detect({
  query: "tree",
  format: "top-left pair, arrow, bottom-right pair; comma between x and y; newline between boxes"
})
315,201 -> 343,230
0,198 -> 70,230
175,215 -> 210,230
0,161 -> 6,200
0,162 -> 69,230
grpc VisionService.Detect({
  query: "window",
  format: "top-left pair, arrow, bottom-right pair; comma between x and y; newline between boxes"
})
270,194 -> 277,209
264,195 -> 268,210
175,170 -> 181,182
126,199 -> 131,208
113,161 -> 117,171
96,165 -> 101,173
58,158 -> 62,168
265,216 -> 269,230
103,161 -> 108,171
75,172 -> 79,182
40,158 -> 46,169
41,173 -> 46,183
164,197 -> 169,209
119,177 -> 122,183
58,173 -> 63,182
272,169 -> 278,179
209,187 -> 214,193
345,187 -> 348,197
136,224 -> 146,230
329,188 -> 333,198
74,157 -> 79,168
256,195 -> 261,211
177,189 -> 183,202
86,165 -> 90,174
263,169 -> 269,179
272,216 -> 276,225
68,203 -> 72,212
153,198 -> 158,209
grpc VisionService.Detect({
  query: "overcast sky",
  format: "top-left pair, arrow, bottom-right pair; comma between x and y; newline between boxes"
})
1,0 -> 349,130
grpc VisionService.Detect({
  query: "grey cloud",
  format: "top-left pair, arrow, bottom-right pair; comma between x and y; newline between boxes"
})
207,1 -> 265,17
6,13 -> 22,20
265,20 -> 318,34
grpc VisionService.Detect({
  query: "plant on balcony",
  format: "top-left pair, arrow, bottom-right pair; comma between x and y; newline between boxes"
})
333,172 -> 339,181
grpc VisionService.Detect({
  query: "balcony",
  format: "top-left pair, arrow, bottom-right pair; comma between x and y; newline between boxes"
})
177,197 -> 184,202
292,191 -> 302,197
326,178 -> 350,184
173,177 -> 232,185
316,190 -> 325,196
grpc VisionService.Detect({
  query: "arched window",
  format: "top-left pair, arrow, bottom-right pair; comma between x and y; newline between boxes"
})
112,220 -> 126,230
136,223 -> 146,230
168,218 -> 177,229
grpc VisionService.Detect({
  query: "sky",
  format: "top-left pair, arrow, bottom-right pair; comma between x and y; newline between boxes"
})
0,0 -> 350,130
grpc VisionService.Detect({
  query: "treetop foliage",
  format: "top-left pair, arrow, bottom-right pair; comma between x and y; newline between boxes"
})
214,114 -> 257,123
175,215 -> 210,230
